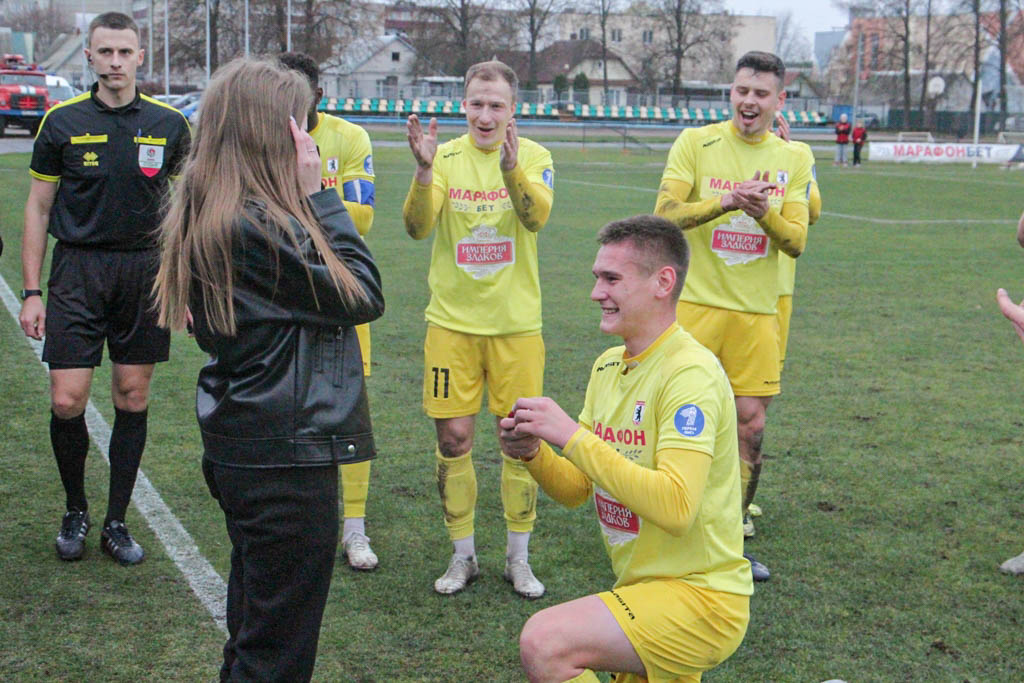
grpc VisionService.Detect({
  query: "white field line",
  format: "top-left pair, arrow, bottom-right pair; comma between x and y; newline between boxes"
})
0,273 -> 227,634
557,178 -> 1015,225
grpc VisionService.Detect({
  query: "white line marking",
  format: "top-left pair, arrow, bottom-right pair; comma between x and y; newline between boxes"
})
0,273 -> 227,634
557,178 -> 1014,225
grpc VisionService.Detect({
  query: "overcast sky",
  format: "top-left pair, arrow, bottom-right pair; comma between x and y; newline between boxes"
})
724,1 -> 851,46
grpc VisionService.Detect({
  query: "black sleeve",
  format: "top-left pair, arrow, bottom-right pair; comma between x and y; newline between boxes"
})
167,116 -> 191,177
29,113 -> 63,179
234,190 -> 384,328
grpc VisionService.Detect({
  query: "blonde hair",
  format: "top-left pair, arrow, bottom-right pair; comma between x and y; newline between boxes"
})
464,60 -> 518,100
154,58 -> 367,336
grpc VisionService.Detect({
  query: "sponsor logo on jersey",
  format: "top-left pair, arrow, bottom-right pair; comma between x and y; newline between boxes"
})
711,214 -> 769,265
326,157 -> 339,174
323,176 -> 338,188
632,401 -> 645,425
706,176 -> 785,198
449,187 -> 510,202
363,154 -> 373,175
702,137 -> 721,148
674,404 -> 704,437
542,168 -> 554,189
592,421 -> 646,446
82,151 -> 99,167
594,486 -> 639,545
455,225 -> 515,278
596,360 -> 620,372
138,143 -> 164,177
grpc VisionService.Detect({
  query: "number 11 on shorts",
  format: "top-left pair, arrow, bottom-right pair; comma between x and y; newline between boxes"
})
431,366 -> 450,399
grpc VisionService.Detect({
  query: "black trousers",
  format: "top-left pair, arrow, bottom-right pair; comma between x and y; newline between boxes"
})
853,143 -> 863,165
203,459 -> 339,682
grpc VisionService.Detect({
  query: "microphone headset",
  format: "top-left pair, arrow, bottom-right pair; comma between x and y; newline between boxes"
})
87,55 -> 111,79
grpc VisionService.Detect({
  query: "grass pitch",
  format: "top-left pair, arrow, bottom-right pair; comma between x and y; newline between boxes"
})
1,143 -> 1023,681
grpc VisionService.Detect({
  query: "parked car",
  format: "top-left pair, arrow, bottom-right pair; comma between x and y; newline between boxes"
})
45,75 -> 78,108
856,112 -> 881,129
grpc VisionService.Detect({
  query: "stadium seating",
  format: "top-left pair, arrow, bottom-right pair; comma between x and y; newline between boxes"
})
318,97 -> 833,127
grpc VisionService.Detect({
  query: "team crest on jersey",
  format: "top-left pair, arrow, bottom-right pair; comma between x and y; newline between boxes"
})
138,144 -> 164,177
632,401 -> 646,425
363,154 -> 373,175
674,404 -> 704,437
711,214 -> 769,265
326,157 -> 339,174
455,225 -> 515,279
542,168 -> 554,189
776,170 -> 788,185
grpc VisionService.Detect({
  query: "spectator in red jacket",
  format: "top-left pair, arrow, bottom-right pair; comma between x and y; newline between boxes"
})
852,120 -> 867,166
834,113 -> 851,166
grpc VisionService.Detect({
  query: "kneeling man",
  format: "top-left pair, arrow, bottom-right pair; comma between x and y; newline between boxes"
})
500,215 -> 752,682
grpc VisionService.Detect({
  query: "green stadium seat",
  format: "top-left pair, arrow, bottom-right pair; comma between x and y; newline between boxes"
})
543,103 -> 553,117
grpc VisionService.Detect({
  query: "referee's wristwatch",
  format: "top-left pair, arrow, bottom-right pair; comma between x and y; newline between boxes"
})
20,289 -> 43,300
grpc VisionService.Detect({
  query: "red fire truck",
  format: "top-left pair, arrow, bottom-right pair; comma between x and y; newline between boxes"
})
0,54 -> 50,137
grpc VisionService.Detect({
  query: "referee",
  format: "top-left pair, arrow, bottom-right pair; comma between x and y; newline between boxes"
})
19,12 -> 190,565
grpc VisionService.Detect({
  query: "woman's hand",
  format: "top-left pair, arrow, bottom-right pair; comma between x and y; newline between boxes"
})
290,116 -> 322,196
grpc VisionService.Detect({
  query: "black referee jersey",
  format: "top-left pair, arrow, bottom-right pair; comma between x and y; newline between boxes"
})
29,83 -> 190,250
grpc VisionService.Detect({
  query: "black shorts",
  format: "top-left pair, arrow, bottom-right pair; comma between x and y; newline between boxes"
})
42,243 -> 170,368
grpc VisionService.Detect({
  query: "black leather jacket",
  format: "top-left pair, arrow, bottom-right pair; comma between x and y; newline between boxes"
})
192,190 -> 384,468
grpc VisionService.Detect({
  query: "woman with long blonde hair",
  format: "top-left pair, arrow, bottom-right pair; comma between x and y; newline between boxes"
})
153,58 -> 384,681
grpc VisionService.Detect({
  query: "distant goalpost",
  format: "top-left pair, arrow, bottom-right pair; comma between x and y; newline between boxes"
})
896,131 -> 935,143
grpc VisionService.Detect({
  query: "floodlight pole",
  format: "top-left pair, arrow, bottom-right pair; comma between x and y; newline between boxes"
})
205,0 -> 211,84
163,0 -> 169,96
148,0 -> 154,81
287,0 -> 292,51
245,0 -> 250,57
972,68 -> 983,169
852,32 -> 863,120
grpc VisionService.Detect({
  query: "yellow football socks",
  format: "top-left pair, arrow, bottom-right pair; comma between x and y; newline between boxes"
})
436,448 -> 476,540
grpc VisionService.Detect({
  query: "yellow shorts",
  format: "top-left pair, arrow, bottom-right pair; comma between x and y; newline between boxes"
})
777,295 -> 792,372
422,324 -> 544,418
676,301 -> 780,397
355,323 -> 370,377
600,580 -> 749,683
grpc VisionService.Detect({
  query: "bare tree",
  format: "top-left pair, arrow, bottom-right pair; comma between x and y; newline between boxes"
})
588,0 -> 619,102
643,0 -> 733,106
410,0 -> 493,77
775,10 -> 813,64
5,5 -> 74,61
508,0 -> 566,87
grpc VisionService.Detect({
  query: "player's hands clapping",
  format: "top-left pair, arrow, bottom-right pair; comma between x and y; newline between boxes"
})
500,118 -> 519,172
722,171 -> 776,219
997,288 -> 1024,345
774,112 -> 791,142
500,397 -> 579,459
407,115 -> 438,171
290,116 -> 322,196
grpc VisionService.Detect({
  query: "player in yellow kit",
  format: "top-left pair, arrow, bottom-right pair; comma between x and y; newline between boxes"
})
654,51 -> 812,582
500,215 -> 751,683
280,53 -> 380,570
773,113 -> 821,372
403,60 -> 555,597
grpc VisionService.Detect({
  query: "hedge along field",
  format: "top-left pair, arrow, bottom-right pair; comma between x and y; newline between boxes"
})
1,144 -> 1023,681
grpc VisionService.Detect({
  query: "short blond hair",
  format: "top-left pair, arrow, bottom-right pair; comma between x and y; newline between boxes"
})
464,60 -> 518,100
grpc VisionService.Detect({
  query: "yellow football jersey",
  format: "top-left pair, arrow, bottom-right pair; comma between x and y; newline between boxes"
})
310,112 -> 375,236
425,134 -> 554,336
576,325 -> 752,595
778,140 -> 819,297
660,121 -> 812,314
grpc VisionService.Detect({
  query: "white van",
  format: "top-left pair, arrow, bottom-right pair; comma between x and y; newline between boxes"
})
45,75 -> 78,107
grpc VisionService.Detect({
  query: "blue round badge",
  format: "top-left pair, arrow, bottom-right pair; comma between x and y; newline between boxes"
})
363,155 -> 374,175
542,168 -> 554,189
674,404 -> 704,437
